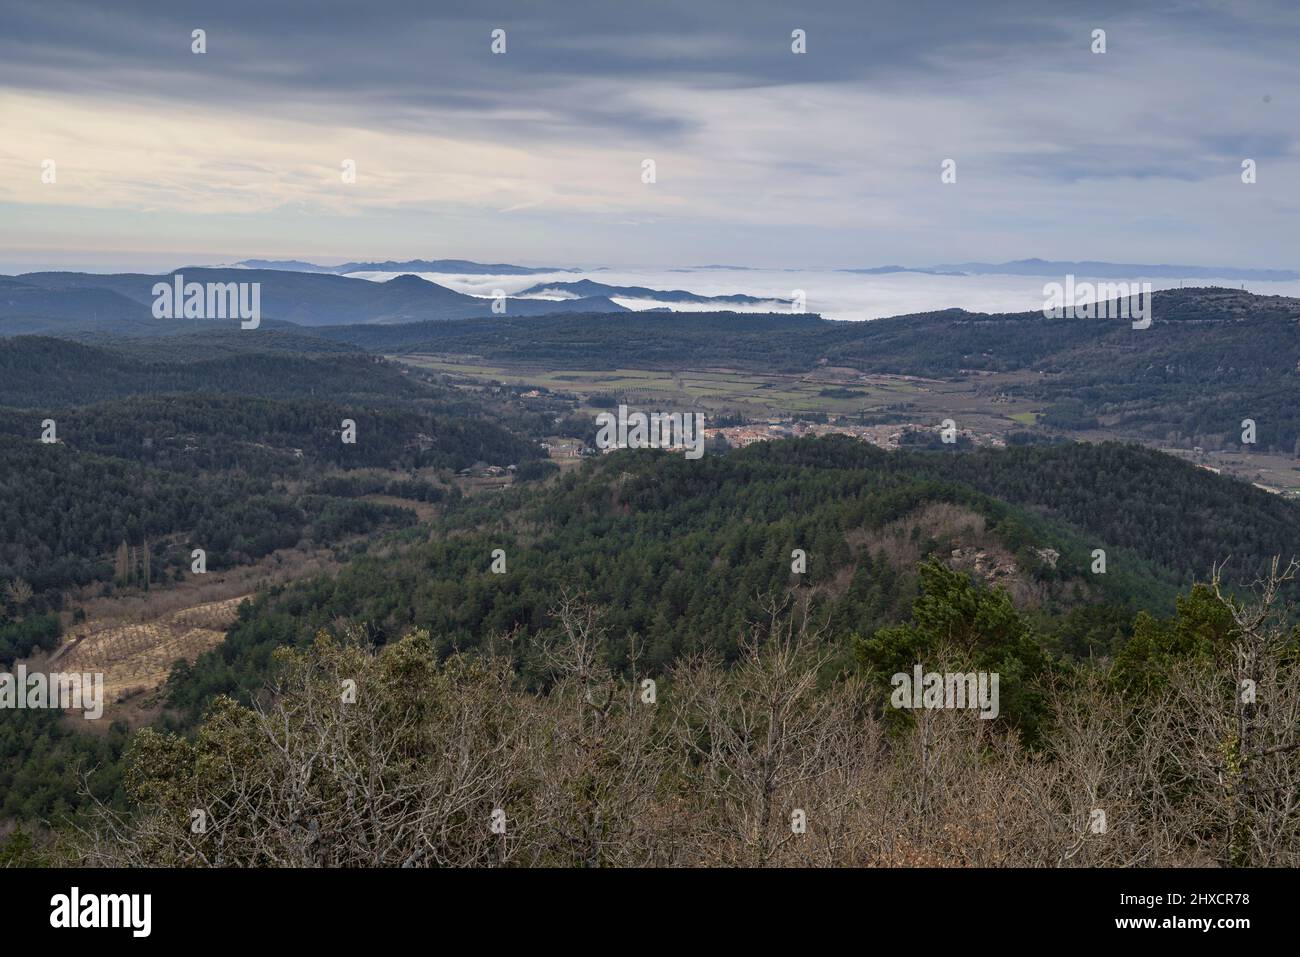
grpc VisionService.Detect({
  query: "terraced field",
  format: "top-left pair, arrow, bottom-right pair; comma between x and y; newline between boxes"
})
50,596 -> 245,707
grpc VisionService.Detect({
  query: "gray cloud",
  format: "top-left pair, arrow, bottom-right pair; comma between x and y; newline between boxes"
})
1,0 -> 1297,268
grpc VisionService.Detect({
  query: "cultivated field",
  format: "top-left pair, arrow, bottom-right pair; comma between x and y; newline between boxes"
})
50,596 -> 244,716
395,354 -> 1039,425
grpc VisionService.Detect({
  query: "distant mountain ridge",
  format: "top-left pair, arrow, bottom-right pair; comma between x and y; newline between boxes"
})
2,269 -> 625,329
231,258 -> 577,276
23,255 -> 1294,282
924,258 -> 1300,281
516,278 -> 790,305
837,265 -> 967,277
662,259 -> 1293,281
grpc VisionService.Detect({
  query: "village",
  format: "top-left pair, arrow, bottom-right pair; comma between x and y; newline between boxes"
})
534,415 -> 1009,463
703,417 -> 1008,452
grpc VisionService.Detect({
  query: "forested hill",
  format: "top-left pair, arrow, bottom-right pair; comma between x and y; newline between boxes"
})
167,435 -> 1300,715
0,395 -> 542,474
305,287 -> 1300,372
0,435 -> 416,601
0,339 -> 548,606
0,336 -> 432,407
880,441 -> 1299,586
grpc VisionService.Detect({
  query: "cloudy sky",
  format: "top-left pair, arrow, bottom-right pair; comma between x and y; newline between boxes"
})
1,0 -> 1297,272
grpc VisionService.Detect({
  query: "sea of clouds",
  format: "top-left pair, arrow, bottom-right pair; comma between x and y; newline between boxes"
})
344,267 -> 1300,321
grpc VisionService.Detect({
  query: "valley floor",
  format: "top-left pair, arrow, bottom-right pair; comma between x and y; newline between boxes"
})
395,354 -> 1300,498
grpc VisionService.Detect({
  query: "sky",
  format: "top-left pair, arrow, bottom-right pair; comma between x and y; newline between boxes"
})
1,0 -> 1297,273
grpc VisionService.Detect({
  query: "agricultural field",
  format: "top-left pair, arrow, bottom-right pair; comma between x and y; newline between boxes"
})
395,354 -> 1042,426
20,541 -> 356,727
47,596 -> 244,723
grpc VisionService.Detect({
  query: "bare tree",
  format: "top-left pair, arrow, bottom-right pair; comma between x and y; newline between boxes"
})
69,566 -> 1300,869
669,596 -> 867,865
4,578 -> 32,613
524,594 -> 680,866
74,627 -> 535,867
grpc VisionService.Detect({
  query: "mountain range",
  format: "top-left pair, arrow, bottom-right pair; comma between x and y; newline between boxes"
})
219,256 -> 1298,282
0,269 -> 625,332
230,258 -> 576,275
922,258 -> 1300,281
